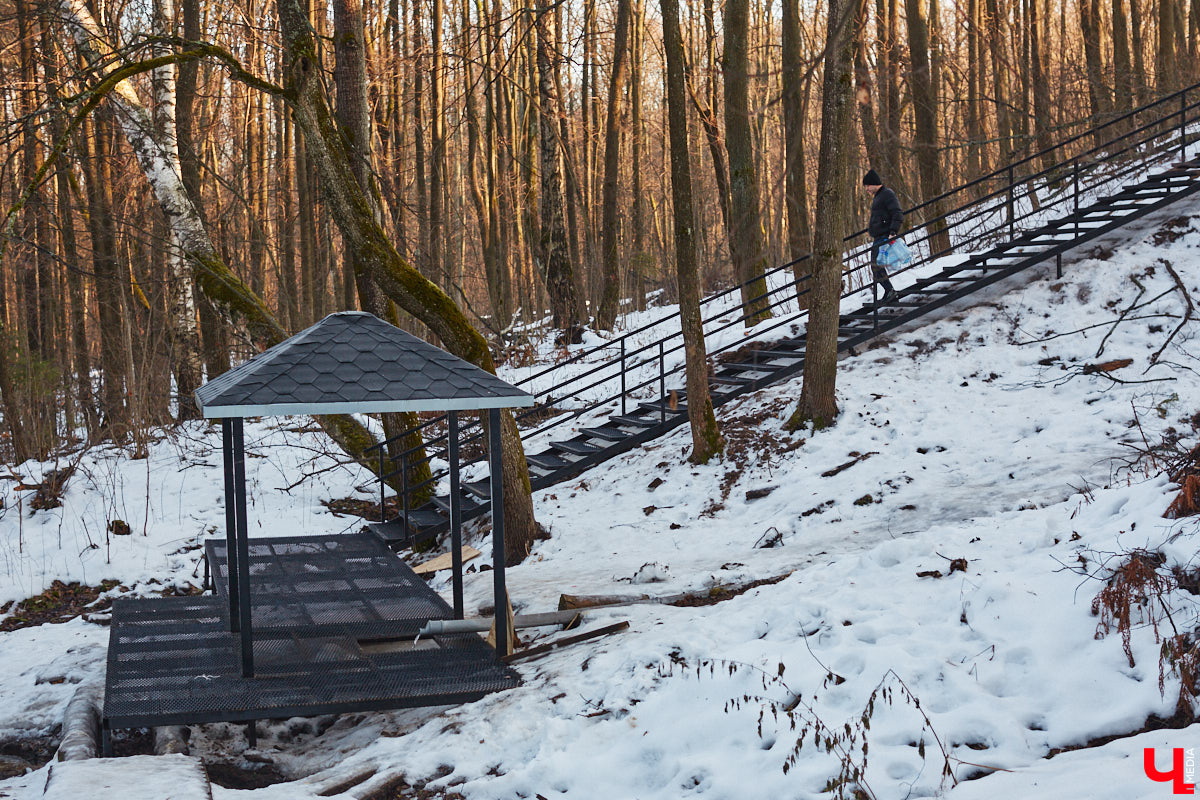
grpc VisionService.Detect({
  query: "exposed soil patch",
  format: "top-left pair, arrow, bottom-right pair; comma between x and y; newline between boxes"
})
702,400 -> 805,516
206,758 -> 291,789
0,580 -> 120,632
361,769 -> 465,800
713,341 -> 779,366
1150,216 -> 1195,246
324,495 -> 394,521
0,732 -> 58,776
110,727 -> 155,758
1046,712 -> 1195,758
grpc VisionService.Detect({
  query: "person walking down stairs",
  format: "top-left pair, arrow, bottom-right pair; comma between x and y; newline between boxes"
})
863,168 -> 903,302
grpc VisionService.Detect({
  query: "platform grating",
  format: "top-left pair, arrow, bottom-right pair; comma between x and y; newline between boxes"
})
205,532 -> 452,638
103,533 -> 519,731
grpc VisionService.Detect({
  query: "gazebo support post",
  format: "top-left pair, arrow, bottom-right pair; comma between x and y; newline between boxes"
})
232,418 -> 255,677
221,419 -> 241,632
487,408 -> 510,656
448,411 -> 465,619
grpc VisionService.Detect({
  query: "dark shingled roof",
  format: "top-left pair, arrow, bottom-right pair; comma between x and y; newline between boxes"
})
194,312 -> 533,418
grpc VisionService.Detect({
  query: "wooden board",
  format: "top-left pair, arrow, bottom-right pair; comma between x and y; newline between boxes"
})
413,546 -> 482,575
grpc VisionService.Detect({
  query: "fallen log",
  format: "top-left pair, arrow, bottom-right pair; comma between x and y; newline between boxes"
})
557,573 -> 792,611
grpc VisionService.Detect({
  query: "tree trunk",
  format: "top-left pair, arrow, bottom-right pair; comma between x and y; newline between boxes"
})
276,0 -> 540,561
42,16 -> 95,434
51,0 -> 407,486
966,0 -> 983,180
463,0 -> 505,327
1131,0 -> 1149,105
80,113 -> 130,439
782,0 -> 812,261
789,0 -> 857,431
595,0 -> 633,331
986,0 -> 1013,166
629,0 -> 652,311
534,0 -> 586,331
430,0 -> 446,294
854,0 -> 881,164
906,0 -> 951,254
692,0 -> 733,247
882,0 -> 903,187
1160,0 -> 1180,94
723,0 -> 772,325
151,0 -> 203,419
333,0 -> 431,501
1113,0 -> 1134,115
661,0 -> 723,463
1029,0 -> 1055,171
177,0 -> 229,377
595,0 -> 633,328
1079,0 -> 1112,128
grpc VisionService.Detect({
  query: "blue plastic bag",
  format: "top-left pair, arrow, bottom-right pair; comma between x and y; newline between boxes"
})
878,238 -> 912,269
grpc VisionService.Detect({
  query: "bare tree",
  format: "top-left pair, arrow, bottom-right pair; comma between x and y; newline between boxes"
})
723,0 -> 772,325
906,0 -> 951,254
661,0 -> 723,462
596,0 -> 633,330
534,0 -> 585,331
781,0 -> 812,261
787,0 -> 857,431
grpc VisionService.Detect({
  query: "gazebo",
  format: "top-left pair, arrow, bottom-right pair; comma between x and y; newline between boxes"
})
101,312 -> 533,753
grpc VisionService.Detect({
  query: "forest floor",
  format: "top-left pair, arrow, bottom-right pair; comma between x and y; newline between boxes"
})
1,207 -> 1200,799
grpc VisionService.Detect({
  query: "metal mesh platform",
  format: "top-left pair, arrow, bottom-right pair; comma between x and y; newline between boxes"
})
103,596 -> 519,728
103,533 -> 519,730
205,532 -> 452,638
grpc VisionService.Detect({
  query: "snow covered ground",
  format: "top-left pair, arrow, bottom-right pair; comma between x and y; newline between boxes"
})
1,205 -> 1200,799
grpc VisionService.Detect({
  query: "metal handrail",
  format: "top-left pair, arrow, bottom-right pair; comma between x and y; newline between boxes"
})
368,81 -> 1199,519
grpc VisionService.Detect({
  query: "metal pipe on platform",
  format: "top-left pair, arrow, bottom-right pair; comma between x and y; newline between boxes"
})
418,610 -> 581,637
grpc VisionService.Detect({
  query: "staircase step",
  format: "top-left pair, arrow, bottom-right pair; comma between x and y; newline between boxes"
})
367,507 -> 446,545
579,425 -> 629,442
462,479 -> 491,500
610,414 -> 659,428
365,146 -> 1200,548
430,493 -> 483,514
721,361 -> 791,372
550,439 -> 604,456
527,452 -> 573,471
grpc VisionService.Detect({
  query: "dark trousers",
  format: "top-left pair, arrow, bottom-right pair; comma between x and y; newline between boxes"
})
870,237 -> 896,295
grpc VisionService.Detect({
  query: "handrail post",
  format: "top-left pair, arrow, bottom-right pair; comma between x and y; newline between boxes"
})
1073,162 -> 1080,238
1181,90 -> 1188,161
620,339 -> 627,416
378,449 -> 385,523
1007,165 -> 1015,239
401,451 -> 409,539
658,341 -> 665,423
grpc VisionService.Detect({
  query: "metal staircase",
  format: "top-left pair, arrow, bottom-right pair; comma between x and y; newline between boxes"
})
366,82 -> 1200,548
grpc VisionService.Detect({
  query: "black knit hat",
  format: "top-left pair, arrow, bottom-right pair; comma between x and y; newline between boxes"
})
863,169 -> 883,186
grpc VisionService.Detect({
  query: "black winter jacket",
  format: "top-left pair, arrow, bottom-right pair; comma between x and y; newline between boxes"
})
868,187 -> 904,239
